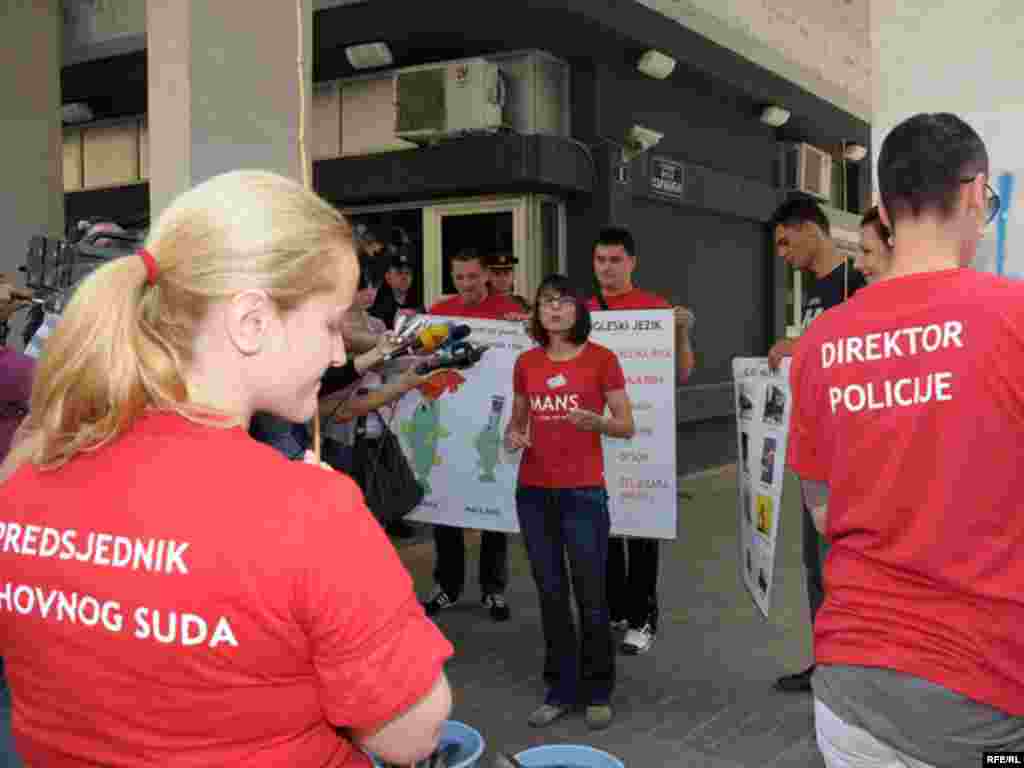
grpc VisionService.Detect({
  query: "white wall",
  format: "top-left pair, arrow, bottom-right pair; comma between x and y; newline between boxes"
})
872,0 -> 1024,275
638,0 -> 871,121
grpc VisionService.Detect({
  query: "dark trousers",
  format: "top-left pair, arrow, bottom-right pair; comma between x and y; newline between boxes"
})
432,525 -> 508,598
803,502 -> 828,622
516,486 -> 615,707
606,536 -> 660,630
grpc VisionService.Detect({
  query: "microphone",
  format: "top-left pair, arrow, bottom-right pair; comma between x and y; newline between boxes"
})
415,341 -> 488,375
436,324 -> 471,351
394,315 -> 428,344
383,323 -> 450,361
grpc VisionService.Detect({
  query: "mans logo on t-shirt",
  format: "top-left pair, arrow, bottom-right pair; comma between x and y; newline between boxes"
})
529,392 -> 581,418
547,374 -> 567,389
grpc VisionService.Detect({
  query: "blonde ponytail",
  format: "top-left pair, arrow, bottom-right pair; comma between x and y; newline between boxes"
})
7,170 -> 353,474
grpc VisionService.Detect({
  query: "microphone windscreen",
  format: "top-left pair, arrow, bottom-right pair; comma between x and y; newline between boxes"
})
416,324 -> 450,353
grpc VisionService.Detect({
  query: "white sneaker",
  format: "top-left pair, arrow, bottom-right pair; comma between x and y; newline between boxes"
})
621,622 -> 655,655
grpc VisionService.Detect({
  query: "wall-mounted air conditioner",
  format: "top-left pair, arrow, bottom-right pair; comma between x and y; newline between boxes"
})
782,142 -> 833,202
394,58 -> 506,143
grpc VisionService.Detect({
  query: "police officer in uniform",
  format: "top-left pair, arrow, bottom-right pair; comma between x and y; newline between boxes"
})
485,251 -> 530,314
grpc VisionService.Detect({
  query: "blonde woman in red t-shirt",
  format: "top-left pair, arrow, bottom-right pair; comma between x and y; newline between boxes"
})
505,273 -> 635,732
0,171 -> 452,767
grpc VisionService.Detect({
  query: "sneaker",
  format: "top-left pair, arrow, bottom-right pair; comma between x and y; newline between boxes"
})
610,618 -> 629,631
422,586 -> 456,617
585,704 -> 613,730
774,664 -> 815,693
621,622 -> 655,655
482,592 -> 511,622
527,703 -> 569,728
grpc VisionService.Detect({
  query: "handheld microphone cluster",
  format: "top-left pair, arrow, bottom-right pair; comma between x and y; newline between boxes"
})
383,320 -> 450,360
415,340 -> 488,376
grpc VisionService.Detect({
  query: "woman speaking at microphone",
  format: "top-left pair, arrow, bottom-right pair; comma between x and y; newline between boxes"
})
505,274 -> 634,731
0,171 -> 451,767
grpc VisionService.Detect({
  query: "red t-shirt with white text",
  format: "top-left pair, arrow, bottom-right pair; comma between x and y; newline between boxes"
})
586,288 -> 671,312
429,291 -> 524,320
513,342 -> 626,488
788,268 -> 1024,716
0,411 -> 453,766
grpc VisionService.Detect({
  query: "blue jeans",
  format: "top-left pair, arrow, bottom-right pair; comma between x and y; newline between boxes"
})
515,486 -> 614,707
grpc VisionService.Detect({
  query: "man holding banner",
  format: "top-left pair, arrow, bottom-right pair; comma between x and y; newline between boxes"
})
587,226 -> 695,656
421,248 -> 524,623
767,197 -> 866,693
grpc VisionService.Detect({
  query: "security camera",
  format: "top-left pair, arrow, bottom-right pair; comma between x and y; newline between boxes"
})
623,124 -> 664,161
629,124 -> 664,151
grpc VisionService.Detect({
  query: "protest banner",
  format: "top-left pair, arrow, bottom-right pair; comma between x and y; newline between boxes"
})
396,310 -> 677,539
732,357 -> 792,617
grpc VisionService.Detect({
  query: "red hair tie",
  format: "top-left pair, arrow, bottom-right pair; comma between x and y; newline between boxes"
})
138,248 -> 158,286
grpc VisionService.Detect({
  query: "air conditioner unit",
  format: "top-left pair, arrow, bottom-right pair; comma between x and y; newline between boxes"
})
782,142 -> 833,201
394,58 -> 506,143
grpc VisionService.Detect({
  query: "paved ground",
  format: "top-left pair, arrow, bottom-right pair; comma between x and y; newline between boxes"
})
1,464 -> 825,767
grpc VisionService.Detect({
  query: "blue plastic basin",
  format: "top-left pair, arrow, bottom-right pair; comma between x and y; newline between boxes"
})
369,720 -> 485,768
514,744 -> 624,768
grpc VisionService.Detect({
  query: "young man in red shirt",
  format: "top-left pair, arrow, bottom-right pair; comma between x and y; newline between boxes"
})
789,112 -> 1024,766
586,227 -> 695,655
422,249 -> 524,622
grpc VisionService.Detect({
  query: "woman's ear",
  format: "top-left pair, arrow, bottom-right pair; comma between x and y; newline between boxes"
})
225,289 -> 274,356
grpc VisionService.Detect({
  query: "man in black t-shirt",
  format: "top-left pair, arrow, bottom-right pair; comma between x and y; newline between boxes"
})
767,196 -> 866,692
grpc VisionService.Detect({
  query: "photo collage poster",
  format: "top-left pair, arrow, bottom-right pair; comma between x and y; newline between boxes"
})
732,357 -> 793,618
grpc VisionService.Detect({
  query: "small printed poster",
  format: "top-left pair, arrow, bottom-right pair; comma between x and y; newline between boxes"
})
732,357 -> 792,618
649,156 -> 684,201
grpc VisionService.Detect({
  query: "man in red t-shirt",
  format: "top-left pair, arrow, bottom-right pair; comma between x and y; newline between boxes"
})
585,226 -> 695,656
422,249 -> 523,623
789,113 -> 1024,767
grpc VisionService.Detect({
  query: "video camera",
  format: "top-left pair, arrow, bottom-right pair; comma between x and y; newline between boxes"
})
18,225 -> 144,348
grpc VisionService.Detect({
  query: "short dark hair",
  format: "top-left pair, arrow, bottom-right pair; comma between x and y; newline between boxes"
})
529,274 -> 591,347
595,226 -> 636,257
451,247 -> 484,266
860,205 -> 892,246
771,195 -> 831,237
878,112 -> 988,224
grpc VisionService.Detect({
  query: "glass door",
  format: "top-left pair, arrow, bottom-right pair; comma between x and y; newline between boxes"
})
422,194 -> 564,309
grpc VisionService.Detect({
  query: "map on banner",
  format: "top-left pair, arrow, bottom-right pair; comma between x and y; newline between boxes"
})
394,311 -> 677,539
733,357 -> 792,618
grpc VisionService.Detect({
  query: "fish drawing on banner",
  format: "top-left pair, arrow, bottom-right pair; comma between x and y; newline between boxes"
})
401,399 -> 450,495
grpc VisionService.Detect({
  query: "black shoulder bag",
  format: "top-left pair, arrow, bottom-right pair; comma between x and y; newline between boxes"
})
351,413 -> 424,526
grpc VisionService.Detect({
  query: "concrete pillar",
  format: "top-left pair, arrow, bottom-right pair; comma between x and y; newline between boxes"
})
0,0 -> 64,285
871,0 -> 1023,274
146,0 -> 313,217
